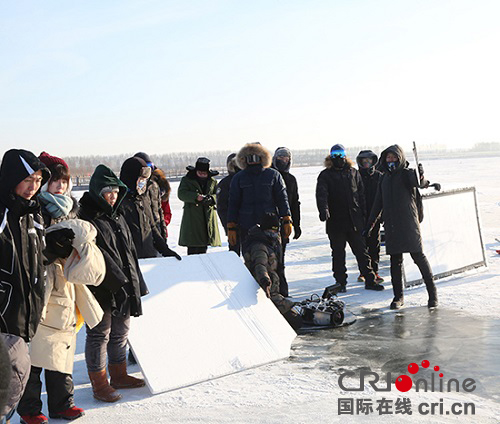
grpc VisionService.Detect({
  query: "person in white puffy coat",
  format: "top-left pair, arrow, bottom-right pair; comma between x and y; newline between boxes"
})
17,153 -> 106,424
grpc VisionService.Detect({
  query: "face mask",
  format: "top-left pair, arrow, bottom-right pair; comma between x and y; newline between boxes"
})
387,161 -> 398,172
332,156 -> 346,169
137,179 -> 147,194
275,158 -> 289,172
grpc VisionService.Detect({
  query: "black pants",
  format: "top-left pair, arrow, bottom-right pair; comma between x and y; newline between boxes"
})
328,229 -> 376,285
366,223 -> 381,273
278,227 -> 289,297
17,366 -> 74,416
187,246 -> 208,255
390,251 -> 435,300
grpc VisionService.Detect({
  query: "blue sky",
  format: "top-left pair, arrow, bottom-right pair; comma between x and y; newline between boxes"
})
1,0 -> 499,157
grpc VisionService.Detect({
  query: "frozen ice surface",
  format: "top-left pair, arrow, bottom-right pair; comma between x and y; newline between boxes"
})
51,157 -> 500,422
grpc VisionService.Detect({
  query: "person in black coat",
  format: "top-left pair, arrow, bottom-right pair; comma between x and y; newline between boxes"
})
79,165 -> 147,403
216,153 -> 241,255
119,157 -> 181,260
227,143 -> 292,247
367,145 -> 437,310
316,144 -> 383,293
356,150 -> 384,283
272,147 -> 301,297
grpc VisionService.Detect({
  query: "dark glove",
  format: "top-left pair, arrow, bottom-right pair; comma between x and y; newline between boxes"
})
112,284 -> 132,317
417,163 -> 425,178
293,226 -> 302,240
431,182 -> 441,191
201,195 -> 215,207
259,277 -> 272,298
162,246 -> 182,260
319,209 -> 330,222
44,228 -> 75,264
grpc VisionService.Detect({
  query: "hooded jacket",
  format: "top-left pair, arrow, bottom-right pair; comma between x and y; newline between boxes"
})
119,157 -> 172,258
227,144 -> 291,231
78,165 -> 147,317
368,145 -> 426,255
272,148 -> 301,237
0,149 -> 50,341
316,156 -> 366,232
178,167 -> 221,247
356,150 -> 383,217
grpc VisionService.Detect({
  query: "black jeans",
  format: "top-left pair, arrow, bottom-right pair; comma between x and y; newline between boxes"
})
85,308 -> 130,372
390,251 -> 435,300
17,366 -> 74,416
278,227 -> 289,297
187,246 -> 208,255
328,229 -> 376,285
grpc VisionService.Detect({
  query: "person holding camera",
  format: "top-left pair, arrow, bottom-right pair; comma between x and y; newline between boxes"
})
178,157 -> 221,255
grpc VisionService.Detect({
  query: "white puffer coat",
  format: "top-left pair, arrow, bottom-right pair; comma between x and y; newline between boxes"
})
29,219 -> 105,374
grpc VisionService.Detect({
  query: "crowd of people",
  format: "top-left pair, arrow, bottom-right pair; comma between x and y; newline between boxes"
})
0,142 -> 437,423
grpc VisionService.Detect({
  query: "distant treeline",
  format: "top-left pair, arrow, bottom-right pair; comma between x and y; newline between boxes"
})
65,142 -> 500,179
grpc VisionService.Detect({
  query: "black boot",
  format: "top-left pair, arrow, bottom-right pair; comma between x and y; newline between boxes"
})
390,297 -> 404,310
427,284 -> 438,308
365,282 -> 384,291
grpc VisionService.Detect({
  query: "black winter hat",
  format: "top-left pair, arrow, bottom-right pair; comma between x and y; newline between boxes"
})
195,157 -> 210,172
134,152 -> 155,169
260,212 -> 280,231
120,157 -> 152,191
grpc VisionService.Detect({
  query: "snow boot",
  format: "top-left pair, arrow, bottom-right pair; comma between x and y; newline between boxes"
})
390,297 -> 404,310
375,274 -> 384,283
427,286 -> 438,308
49,406 -> 85,420
357,274 -> 365,283
365,282 -> 384,291
20,414 -> 48,424
88,369 -> 122,402
109,362 -> 145,389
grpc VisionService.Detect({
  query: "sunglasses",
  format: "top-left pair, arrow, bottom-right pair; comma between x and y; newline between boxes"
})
330,150 -> 346,158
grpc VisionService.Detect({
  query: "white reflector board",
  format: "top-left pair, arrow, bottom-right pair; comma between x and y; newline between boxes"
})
128,251 -> 297,394
403,187 -> 486,286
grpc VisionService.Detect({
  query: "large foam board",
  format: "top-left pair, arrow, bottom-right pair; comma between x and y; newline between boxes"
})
403,187 -> 486,286
128,251 -> 297,394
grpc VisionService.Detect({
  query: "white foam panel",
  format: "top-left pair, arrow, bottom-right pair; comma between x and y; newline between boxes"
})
128,251 -> 297,394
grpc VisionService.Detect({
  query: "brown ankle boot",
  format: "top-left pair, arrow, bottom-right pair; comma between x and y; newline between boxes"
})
109,362 -> 146,389
88,369 -> 122,402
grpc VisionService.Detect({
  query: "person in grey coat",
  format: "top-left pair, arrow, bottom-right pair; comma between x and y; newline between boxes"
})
366,145 -> 438,309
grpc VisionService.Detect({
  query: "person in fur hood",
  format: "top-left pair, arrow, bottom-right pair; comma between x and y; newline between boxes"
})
227,143 -> 292,247
216,153 -> 242,255
316,144 -> 383,293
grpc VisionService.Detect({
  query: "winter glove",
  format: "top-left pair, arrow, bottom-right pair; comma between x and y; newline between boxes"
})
293,226 -> 302,240
259,277 -> 272,298
319,209 -> 330,222
43,228 -> 75,265
431,182 -> 441,191
162,246 -> 182,260
201,195 -> 215,207
282,216 -> 293,239
417,163 -> 425,178
227,222 -> 238,246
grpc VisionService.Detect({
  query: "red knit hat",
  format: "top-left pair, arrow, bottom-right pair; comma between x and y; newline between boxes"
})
39,151 -> 69,171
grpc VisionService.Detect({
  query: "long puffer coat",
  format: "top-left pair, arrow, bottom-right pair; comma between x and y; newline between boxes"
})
178,169 -> 221,247
29,219 -> 105,374
368,145 -> 426,255
227,143 -> 291,231
78,165 -> 148,317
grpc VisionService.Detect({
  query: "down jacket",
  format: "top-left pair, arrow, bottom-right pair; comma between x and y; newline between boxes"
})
227,144 -> 290,231
29,219 -> 105,374
368,145 -> 427,255
0,149 -> 50,341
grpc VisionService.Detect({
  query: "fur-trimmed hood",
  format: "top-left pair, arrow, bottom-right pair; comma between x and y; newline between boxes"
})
324,155 -> 355,170
152,168 -> 171,201
236,143 -> 272,170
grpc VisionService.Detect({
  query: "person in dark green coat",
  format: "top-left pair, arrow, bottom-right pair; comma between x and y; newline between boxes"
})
178,157 -> 221,255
